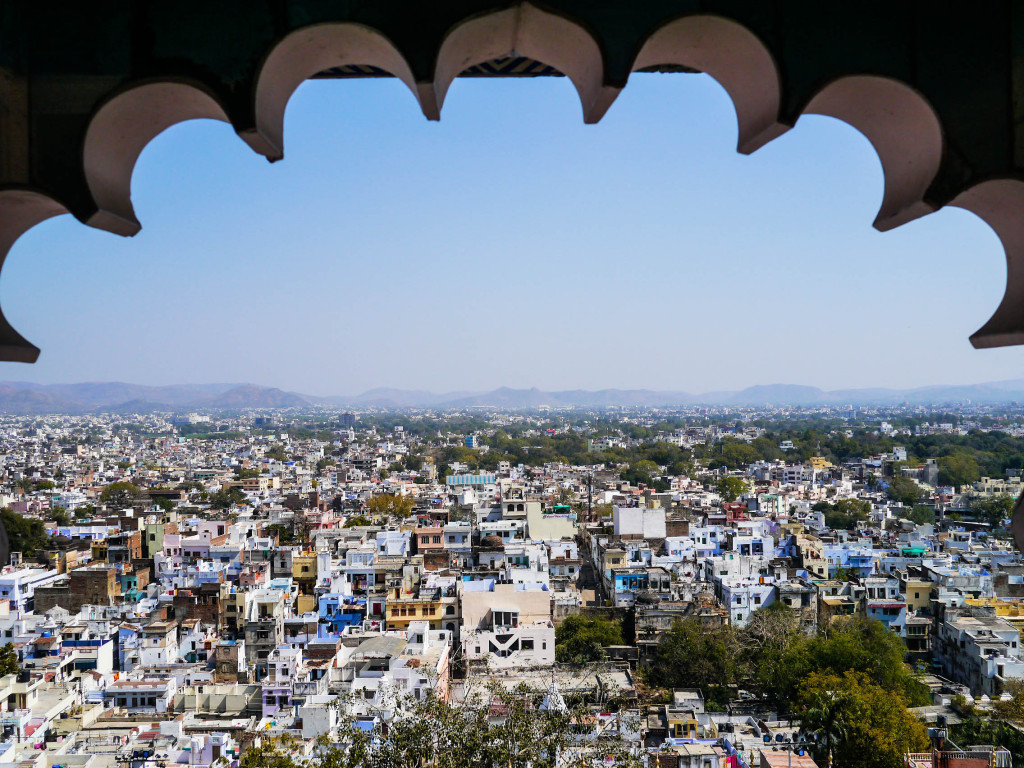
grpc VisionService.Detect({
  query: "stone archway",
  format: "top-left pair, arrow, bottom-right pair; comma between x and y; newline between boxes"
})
0,2 -> 1023,359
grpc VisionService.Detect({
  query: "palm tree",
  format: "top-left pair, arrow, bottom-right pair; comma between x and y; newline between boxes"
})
799,688 -> 852,768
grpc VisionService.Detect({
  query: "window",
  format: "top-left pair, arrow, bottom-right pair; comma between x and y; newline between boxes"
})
541,642 -> 546,650
521,639 -> 534,651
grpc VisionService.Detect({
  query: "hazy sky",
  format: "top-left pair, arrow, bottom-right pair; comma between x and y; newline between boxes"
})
1,73 -> 1020,396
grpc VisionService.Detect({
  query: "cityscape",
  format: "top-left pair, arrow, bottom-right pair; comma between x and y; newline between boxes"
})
0,387 -> 1016,767
2,4 -> 1024,768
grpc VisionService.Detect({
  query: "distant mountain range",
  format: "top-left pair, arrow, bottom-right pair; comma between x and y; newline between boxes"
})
2,379 -> 1024,414
0,382 -> 309,415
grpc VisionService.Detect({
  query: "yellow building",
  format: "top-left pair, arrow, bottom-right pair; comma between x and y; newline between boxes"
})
601,546 -> 626,574
220,585 -> 247,633
91,540 -> 108,562
808,456 -> 834,471
901,577 -> 933,613
292,552 -> 317,581
964,596 -> 1024,637
385,595 -> 444,630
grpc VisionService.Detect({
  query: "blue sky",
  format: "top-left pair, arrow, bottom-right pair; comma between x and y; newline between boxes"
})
1,73 -> 1019,396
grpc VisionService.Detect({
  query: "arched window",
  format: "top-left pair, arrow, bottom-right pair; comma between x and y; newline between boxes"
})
445,605 -> 456,616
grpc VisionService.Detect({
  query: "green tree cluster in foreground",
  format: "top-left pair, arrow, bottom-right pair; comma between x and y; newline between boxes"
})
649,611 -> 930,713
647,612 -> 931,767
798,671 -> 928,768
240,682 -> 641,768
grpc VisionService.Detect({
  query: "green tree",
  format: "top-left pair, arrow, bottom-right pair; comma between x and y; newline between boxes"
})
816,499 -> 872,531
0,508 -> 50,556
235,468 -> 260,479
265,445 -> 287,461
74,504 -> 96,520
715,476 -> 749,503
739,601 -> 800,708
886,476 -> 922,507
621,459 -> 667,490
343,515 -> 371,528
151,495 -> 175,512
48,506 -> 71,526
799,679 -> 853,768
239,682 -> 641,768
651,618 -> 738,705
365,494 -> 414,520
240,740 -> 302,768
951,708 -> 1024,765
706,438 -> 762,470
208,487 -> 248,510
775,616 -> 930,711
991,678 -> 1024,723
99,481 -> 143,508
972,495 -> 1014,527
938,453 -> 981,488
908,505 -> 935,525
263,524 -> 295,545
554,614 -> 623,663
798,671 -> 928,768
0,643 -> 19,676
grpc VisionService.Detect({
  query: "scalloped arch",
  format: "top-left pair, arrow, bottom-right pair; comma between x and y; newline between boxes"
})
0,4 -> 1020,364
0,190 -> 68,362
630,14 -> 788,154
803,76 -> 943,232
247,23 -> 425,162
83,81 -> 231,237
950,179 -> 1024,349
433,3 -> 619,123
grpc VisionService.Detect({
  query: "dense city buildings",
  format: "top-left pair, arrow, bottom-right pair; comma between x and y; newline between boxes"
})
0,402 -> 1017,767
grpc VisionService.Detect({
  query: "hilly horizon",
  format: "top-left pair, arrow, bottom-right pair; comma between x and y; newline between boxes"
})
1,378 -> 1024,414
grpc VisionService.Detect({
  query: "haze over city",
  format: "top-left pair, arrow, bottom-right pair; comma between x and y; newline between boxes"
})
1,74 -> 1020,394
